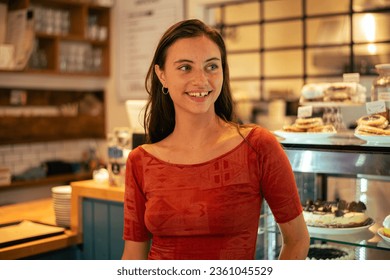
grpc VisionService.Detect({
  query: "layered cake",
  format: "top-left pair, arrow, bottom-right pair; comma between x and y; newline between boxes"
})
306,244 -> 355,260
303,199 -> 371,228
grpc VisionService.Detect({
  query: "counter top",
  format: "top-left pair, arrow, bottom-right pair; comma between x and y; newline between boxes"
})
0,198 -> 78,260
70,180 -> 124,239
0,181 -> 123,260
275,130 -> 389,148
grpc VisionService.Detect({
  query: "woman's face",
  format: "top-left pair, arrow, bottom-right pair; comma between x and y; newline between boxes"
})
155,35 -> 223,117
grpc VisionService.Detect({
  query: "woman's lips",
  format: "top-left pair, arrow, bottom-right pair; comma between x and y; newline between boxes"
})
186,91 -> 211,98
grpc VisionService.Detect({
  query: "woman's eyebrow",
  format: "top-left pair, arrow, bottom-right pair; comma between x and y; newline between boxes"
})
173,57 -> 221,64
205,57 -> 221,63
174,59 -> 193,64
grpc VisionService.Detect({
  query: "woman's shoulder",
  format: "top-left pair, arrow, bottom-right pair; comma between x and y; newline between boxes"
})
243,124 -> 280,147
128,145 -> 147,160
241,124 -> 274,139
129,143 -> 162,163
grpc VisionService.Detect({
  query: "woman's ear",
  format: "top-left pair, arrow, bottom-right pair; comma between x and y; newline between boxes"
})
154,65 -> 166,87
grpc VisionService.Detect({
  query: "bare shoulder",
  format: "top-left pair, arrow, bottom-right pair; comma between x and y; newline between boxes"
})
139,141 -> 171,161
241,124 -> 255,133
238,124 -> 258,137
140,143 -> 156,154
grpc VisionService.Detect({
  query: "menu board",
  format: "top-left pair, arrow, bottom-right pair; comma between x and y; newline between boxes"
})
115,0 -> 184,100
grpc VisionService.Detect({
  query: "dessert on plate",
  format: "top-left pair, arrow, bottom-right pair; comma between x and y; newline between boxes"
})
300,82 -> 366,103
301,83 -> 329,102
282,117 -> 336,133
303,199 -> 372,228
306,244 -> 354,260
323,82 -> 366,103
383,215 -> 390,237
355,114 -> 390,136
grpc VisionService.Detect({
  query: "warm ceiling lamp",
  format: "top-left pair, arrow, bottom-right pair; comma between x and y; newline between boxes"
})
360,13 -> 377,54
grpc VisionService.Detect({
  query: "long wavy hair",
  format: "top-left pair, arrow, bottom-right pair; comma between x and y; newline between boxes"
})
144,19 -> 236,143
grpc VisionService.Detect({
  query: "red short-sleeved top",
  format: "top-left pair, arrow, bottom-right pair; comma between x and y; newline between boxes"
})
123,126 -> 302,259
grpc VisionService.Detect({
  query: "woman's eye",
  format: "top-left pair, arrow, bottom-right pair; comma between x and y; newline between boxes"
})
179,65 -> 191,71
207,64 -> 219,71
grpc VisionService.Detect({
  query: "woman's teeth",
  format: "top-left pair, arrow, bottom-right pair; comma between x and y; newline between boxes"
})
188,92 -> 210,97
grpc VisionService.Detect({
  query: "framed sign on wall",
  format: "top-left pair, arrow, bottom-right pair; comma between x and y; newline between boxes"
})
114,0 -> 185,101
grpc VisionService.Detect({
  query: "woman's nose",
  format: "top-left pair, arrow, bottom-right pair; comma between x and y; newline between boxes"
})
191,69 -> 208,85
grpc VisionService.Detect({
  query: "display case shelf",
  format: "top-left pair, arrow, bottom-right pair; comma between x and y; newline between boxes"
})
266,223 -> 390,253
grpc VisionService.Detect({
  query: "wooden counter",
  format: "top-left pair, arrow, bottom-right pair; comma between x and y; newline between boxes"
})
0,180 -> 123,259
0,198 -> 78,260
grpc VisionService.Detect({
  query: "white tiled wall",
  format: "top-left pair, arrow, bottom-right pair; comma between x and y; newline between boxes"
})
0,139 -> 107,176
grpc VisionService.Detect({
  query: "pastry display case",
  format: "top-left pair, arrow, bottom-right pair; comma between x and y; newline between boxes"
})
258,132 -> 390,260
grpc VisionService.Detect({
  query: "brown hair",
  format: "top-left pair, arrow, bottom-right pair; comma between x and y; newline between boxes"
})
144,19 -> 235,143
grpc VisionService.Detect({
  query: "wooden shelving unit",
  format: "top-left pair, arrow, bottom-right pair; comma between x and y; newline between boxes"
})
0,0 -> 111,144
3,0 -> 111,76
0,88 -> 106,144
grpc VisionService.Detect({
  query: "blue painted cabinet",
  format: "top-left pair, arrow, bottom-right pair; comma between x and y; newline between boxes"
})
81,198 -> 124,259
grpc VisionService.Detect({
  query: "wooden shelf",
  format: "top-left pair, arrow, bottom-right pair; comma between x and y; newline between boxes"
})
0,172 -> 92,189
0,88 -> 106,144
0,115 -> 106,144
3,0 -> 111,77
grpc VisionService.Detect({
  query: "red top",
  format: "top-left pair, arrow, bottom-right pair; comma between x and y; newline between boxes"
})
123,126 -> 302,259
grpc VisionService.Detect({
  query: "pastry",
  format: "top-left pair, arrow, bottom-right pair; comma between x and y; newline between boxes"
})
282,124 -> 306,132
282,117 -> 336,133
323,82 -> 367,103
306,244 -> 354,260
383,215 -> 390,237
355,114 -> 390,136
307,124 -> 337,133
324,83 -> 351,102
303,199 -> 371,228
355,124 -> 390,136
357,114 -> 388,128
295,117 -> 324,129
301,83 -> 328,101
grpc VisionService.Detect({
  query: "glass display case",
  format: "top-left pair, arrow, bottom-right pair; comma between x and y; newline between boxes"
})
257,132 -> 390,260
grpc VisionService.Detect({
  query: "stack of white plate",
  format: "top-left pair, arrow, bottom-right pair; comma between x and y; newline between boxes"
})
51,185 -> 71,228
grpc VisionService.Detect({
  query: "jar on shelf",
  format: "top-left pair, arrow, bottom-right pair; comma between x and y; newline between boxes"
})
371,64 -> 390,120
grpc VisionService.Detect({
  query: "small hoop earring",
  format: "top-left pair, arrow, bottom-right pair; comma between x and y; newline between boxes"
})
162,86 -> 169,95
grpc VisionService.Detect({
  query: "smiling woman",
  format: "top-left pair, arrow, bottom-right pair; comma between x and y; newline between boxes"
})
154,35 -> 223,115
121,19 -> 310,260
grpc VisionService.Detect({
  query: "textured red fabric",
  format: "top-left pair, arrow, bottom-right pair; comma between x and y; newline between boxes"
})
123,126 -> 302,259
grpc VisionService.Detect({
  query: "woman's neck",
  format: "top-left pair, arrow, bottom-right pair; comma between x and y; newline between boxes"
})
168,113 -> 228,149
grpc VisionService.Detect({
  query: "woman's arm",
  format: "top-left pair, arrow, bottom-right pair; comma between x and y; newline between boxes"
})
121,240 -> 150,260
277,213 -> 310,260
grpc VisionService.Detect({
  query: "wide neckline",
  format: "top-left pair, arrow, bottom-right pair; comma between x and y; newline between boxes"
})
138,127 -> 257,167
